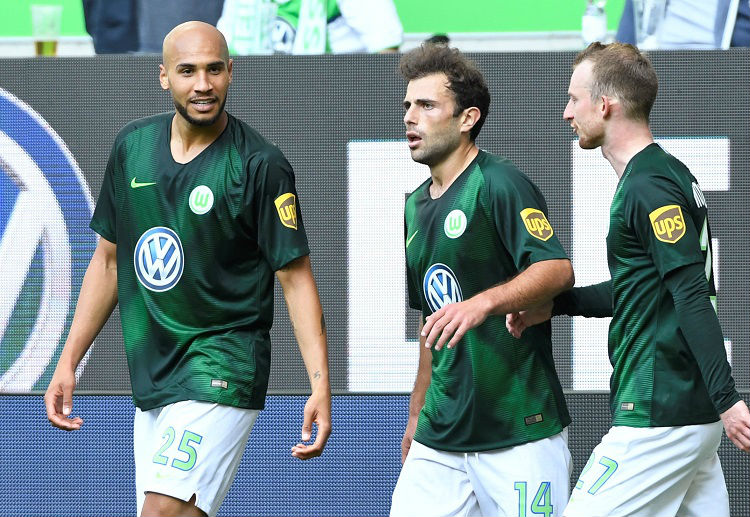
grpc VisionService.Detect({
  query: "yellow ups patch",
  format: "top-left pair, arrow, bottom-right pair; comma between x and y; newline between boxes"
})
520,208 -> 554,241
274,193 -> 298,230
649,205 -> 685,243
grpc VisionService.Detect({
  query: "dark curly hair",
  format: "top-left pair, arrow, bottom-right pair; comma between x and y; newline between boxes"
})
399,45 -> 490,141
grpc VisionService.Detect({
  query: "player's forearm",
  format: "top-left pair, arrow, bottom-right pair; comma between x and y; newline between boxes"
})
277,257 -> 331,392
552,280 -> 613,318
59,240 -> 118,370
665,263 -> 740,414
478,259 -> 574,316
409,322 -> 432,419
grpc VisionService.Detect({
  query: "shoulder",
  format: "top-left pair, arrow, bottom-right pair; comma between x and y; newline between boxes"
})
477,151 -> 539,194
226,114 -> 291,169
406,176 -> 431,206
115,112 -> 171,145
627,144 -> 693,189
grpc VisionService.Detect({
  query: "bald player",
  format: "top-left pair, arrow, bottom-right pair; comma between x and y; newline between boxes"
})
44,21 -> 331,517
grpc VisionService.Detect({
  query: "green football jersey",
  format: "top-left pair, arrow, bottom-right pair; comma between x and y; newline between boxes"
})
405,150 -> 571,452
607,143 -> 724,426
90,112 -> 309,411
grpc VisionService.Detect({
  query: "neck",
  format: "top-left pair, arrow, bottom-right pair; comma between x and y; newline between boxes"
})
600,119 -> 654,178
171,111 -> 228,152
429,141 -> 479,197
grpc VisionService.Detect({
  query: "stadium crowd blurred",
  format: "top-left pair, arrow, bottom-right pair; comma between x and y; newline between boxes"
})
80,0 -> 749,55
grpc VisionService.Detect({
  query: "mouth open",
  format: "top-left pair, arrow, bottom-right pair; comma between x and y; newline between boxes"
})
190,98 -> 218,112
406,131 -> 422,149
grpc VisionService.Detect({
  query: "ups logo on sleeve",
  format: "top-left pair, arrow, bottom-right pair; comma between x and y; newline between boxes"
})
520,208 -> 554,241
274,193 -> 298,230
649,205 -> 685,243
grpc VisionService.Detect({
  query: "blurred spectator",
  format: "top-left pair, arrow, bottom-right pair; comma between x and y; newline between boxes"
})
83,0 -> 224,54
616,0 -> 750,48
137,0 -> 223,53
730,0 -> 750,46
218,0 -> 403,54
83,0 -> 139,53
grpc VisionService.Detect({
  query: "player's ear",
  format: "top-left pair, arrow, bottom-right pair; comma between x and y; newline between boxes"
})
158,64 -> 170,91
227,58 -> 233,84
460,106 -> 480,135
600,95 -> 616,118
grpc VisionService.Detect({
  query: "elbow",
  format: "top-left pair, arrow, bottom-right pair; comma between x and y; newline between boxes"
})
561,260 -> 575,291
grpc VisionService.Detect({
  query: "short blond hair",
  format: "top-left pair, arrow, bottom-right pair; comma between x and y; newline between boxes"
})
574,42 -> 658,122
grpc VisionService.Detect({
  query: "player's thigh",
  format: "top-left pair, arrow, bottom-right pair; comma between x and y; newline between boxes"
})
390,440 -> 479,517
141,492 -> 205,517
134,401 -> 259,517
468,429 -> 572,517
676,451 -> 728,517
565,422 -> 722,517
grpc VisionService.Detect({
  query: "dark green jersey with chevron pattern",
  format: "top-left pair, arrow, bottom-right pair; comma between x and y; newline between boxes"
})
607,143 -> 724,426
405,150 -> 571,452
90,112 -> 309,411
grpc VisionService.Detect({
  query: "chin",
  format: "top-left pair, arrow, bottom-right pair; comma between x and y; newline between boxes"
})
577,136 -> 600,150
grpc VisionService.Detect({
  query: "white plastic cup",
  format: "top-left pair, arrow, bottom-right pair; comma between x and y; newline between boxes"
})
31,4 -> 63,56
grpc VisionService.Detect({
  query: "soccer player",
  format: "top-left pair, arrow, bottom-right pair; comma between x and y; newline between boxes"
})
507,42 -> 750,516
390,45 -> 575,517
43,21 -> 331,517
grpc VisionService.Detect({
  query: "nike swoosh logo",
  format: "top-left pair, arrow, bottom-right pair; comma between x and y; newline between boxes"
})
131,177 -> 156,189
406,230 -> 419,248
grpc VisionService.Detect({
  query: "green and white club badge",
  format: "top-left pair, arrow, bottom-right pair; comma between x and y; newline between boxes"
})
444,209 -> 467,239
189,185 -> 214,215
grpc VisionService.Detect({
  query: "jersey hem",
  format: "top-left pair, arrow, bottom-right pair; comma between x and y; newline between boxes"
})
414,420 -> 569,453
133,393 -> 266,412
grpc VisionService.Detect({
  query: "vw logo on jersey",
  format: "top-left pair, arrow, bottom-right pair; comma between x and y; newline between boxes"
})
134,227 -> 185,292
0,88 -> 96,392
423,263 -> 463,313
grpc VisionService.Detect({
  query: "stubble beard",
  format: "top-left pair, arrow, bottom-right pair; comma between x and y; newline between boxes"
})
174,95 -> 228,127
410,131 -> 461,167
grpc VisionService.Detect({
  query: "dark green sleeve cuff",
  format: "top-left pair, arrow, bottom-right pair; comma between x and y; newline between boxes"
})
552,280 -> 612,318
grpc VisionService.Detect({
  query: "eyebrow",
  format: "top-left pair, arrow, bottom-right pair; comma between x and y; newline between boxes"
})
175,60 -> 226,69
403,98 -> 437,107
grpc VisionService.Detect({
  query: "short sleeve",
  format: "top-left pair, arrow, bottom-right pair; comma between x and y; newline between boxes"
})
250,148 -> 310,271
89,141 -> 119,243
485,167 -> 569,270
625,173 -> 703,278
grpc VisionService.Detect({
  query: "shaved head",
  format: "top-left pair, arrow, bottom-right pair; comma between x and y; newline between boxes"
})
162,21 -> 229,67
159,21 -> 232,129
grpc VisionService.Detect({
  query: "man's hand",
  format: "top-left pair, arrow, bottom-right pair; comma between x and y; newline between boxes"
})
401,416 -> 418,464
720,400 -> 750,453
421,296 -> 490,351
505,301 -> 553,339
44,366 -> 83,431
291,388 -> 331,460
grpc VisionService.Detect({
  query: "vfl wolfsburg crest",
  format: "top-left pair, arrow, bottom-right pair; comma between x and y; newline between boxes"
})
444,209 -> 467,239
189,185 -> 214,215
0,88 -> 96,392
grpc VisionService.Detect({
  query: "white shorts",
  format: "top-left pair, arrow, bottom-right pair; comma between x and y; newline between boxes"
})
564,421 -> 727,517
133,400 -> 259,517
391,429 -> 572,517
